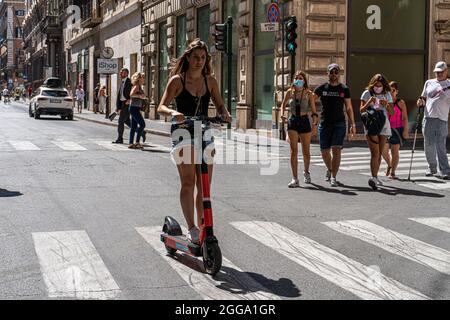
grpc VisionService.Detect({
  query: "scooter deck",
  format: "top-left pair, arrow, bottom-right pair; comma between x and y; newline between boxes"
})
161,233 -> 202,257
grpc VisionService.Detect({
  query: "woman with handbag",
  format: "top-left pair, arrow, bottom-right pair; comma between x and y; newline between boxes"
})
128,72 -> 147,149
382,81 -> 409,179
360,74 -> 394,190
280,70 -> 318,187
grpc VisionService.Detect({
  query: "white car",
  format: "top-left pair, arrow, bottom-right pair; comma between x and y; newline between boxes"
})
29,86 -> 74,120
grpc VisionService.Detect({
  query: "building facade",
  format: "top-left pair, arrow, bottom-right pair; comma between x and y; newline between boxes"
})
142,0 -> 450,132
22,0 -> 65,90
64,0 -> 142,112
1,0 -> 26,90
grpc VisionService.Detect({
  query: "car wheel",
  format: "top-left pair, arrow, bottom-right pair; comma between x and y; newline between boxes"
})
67,114 -> 73,121
34,111 -> 40,119
60,115 -> 66,120
29,105 -> 33,117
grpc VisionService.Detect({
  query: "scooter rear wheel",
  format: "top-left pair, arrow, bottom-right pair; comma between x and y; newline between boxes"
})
203,242 -> 222,275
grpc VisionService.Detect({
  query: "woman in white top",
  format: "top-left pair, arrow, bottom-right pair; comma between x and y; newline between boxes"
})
98,85 -> 107,114
360,74 -> 394,190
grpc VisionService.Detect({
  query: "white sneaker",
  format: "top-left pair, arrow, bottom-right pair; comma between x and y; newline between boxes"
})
325,170 -> 331,182
303,172 -> 311,184
330,178 -> 338,187
288,178 -> 300,188
375,177 -> 383,186
368,177 -> 378,190
187,226 -> 200,244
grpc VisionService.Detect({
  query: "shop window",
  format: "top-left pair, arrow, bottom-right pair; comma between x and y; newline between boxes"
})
176,15 -> 187,58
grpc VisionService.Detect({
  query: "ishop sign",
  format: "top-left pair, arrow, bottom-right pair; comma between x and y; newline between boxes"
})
97,59 -> 118,74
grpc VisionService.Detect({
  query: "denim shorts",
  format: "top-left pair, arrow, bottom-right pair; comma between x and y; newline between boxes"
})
318,122 -> 346,151
170,123 -> 214,150
389,127 -> 403,145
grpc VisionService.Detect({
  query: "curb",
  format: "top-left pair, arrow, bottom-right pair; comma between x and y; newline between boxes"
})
73,114 -> 171,137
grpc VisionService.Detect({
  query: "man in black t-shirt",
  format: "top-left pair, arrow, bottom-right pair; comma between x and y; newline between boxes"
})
314,63 -> 356,187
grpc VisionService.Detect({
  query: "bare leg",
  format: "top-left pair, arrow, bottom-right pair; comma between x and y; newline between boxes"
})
288,130 -> 299,179
331,147 -> 342,178
299,132 -> 312,174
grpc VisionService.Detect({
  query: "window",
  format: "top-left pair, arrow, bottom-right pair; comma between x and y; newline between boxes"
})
197,6 -> 210,45
254,0 -> 275,122
15,27 -> 23,39
15,10 -> 25,16
176,15 -> 187,58
348,0 -> 428,129
158,21 -> 169,102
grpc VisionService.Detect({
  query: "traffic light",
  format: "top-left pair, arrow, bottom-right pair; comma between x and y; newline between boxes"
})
214,23 -> 228,54
285,16 -> 298,55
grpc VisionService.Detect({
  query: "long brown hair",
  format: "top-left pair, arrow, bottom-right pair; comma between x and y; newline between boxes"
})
169,38 -> 212,77
367,73 -> 391,94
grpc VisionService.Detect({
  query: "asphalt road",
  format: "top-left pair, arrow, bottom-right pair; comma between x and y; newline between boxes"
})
0,100 -> 449,300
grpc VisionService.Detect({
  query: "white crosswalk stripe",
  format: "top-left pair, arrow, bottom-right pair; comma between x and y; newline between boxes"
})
32,230 -> 121,299
51,141 -> 87,151
409,217 -> 450,233
322,220 -> 450,275
8,140 -> 40,150
230,221 -> 430,300
136,226 -> 280,300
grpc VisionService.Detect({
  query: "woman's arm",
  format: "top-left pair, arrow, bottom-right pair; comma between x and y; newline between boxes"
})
157,76 -> 183,118
360,97 -> 376,112
130,85 -> 146,99
308,90 -> 318,125
400,99 -> 409,138
280,89 -> 291,121
209,76 -> 231,122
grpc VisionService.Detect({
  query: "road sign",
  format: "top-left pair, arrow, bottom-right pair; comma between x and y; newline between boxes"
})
267,3 -> 280,23
260,23 -> 279,32
97,59 -> 118,74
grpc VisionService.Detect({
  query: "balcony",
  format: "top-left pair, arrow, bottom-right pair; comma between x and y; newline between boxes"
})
43,15 -> 60,34
81,2 -> 103,29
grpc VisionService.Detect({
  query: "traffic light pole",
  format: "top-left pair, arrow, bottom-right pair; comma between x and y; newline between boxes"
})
226,16 -> 233,131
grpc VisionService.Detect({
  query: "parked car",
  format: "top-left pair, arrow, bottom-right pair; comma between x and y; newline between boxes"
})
29,85 -> 74,120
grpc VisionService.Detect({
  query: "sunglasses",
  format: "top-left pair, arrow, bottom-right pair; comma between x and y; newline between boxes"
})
329,70 -> 339,75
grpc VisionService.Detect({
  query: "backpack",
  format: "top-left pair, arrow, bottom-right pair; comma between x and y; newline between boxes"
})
361,106 -> 386,136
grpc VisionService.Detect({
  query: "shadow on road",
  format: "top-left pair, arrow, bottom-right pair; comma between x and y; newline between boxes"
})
304,183 -> 358,196
0,188 -> 23,197
166,252 -> 301,298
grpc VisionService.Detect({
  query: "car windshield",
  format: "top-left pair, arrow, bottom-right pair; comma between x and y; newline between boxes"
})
41,90 -> 68,97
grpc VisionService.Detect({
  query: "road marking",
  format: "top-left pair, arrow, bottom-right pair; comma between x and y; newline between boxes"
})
90,140 -> 131,151
230,221 -> 429,300
322,220 -> 450,275
32,230 -> 121,299
136,226 -> 280,300
52,141 -> 87,151
8,140 -> 40,151
340,161 -> 429,171
416,182 -> 450,190
409,217 -> 450,234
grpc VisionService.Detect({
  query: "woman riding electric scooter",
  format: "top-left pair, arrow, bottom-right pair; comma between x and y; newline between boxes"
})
157,38 -> 231,244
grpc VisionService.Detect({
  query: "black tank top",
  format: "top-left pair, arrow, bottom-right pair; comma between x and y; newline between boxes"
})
175,75 -> 211,117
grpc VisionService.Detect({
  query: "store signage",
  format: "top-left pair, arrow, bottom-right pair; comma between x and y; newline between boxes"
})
260,22 -> 279,32
97,59 -> 119,74
366,5 -> 381,30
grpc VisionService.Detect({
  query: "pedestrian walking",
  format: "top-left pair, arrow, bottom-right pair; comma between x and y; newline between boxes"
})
128,72 -> 147,149
75,85 -> 85,114
157,38 -> 231,244
381,81 -> 409,179
98,85 -> 107,114
314,63 -> 356,187
93,83 -> 100,114
27,85 -> 33,101
113,68 -> 132,144
280,70 -> 318,187
417,61 -> 450,180
360,74 -> 394,190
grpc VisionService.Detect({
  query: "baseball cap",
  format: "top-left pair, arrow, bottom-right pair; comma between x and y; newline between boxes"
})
327,63 -> 340,72
433,61 -> 447,72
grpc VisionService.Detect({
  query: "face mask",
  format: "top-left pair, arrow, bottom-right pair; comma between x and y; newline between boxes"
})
373,86 -> 383,94
293,80 -> 304,88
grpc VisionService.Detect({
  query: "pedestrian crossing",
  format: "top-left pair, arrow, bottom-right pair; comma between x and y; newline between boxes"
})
0,139 -> 171,152
26,217 -> 449,300
305,150 -> 450,190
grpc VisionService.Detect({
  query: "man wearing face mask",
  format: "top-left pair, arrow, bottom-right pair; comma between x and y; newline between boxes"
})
314,63 -> 356,187
417,61 -> 450,180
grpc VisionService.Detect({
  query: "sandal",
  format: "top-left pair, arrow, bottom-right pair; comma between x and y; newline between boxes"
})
128,143 -> 139,149
385,166 -> 392,176
389,173 -> 398,180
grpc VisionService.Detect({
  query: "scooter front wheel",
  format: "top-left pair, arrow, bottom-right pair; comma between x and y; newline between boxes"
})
203,242 -> 222,275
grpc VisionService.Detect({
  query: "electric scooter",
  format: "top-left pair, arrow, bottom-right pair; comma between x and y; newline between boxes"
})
160,116 -> 227,276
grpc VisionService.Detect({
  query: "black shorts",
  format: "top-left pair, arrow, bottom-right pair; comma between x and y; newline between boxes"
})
287,115 -> 311,134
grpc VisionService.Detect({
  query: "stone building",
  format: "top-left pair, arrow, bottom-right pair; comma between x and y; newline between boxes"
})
141,0 -> 450,132
1,0 -> 26,89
